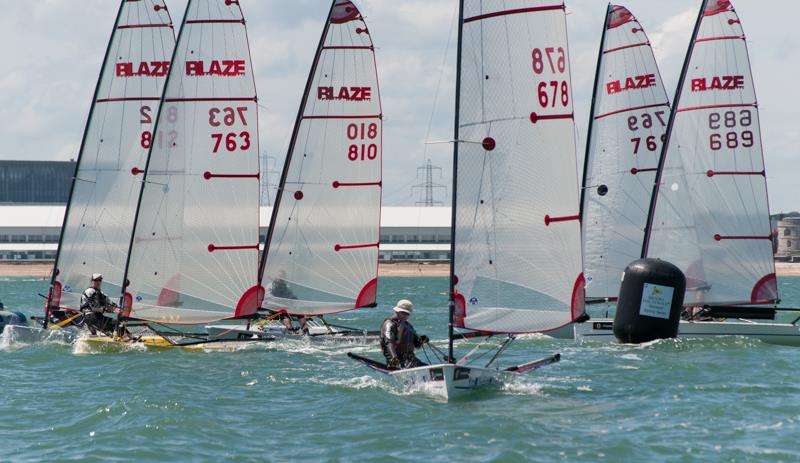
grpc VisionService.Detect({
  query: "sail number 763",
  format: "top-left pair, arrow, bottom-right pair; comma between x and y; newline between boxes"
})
209,106 -> 250,153
347,122 -> 378,161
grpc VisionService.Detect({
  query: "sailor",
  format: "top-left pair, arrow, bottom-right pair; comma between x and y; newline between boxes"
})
380,299 -> 429,370
270,274 -> 308,335
80,273 -> 119,335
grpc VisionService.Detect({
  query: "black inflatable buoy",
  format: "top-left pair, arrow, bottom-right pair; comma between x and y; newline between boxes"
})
613,259 -> 685,343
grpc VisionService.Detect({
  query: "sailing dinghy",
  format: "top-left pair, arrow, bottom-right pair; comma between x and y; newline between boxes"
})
83,0 -> 273,348
21,0 -> 176,342
205,0 -> 382,343
575,0 -> 800,345
350,0 -> 580,399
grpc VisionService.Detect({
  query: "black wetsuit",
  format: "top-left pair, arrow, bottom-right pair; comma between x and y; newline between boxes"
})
380,315 -> 426,369
80,288 -> 114,335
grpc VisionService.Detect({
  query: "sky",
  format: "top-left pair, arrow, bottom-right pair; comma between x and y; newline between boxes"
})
1,0 -> 798,211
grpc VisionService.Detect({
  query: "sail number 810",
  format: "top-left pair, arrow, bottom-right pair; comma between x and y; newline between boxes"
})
346,122 -> 378,161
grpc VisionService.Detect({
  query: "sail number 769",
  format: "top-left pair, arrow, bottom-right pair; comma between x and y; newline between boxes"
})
347,122 -> 378,161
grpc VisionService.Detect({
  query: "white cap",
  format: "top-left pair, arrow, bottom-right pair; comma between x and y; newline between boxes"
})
91,273 -> 103,281
393,299 -> 413,314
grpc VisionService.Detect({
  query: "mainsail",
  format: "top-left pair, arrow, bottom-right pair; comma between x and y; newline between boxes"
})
643,0 -> 777,306
452,1 -> 584,334
122,0 -> 261,324
258,0 -> 382,316
47,0 -> 175,315
581,5 -> 671,301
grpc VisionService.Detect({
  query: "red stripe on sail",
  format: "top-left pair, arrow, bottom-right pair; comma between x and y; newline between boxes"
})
530,112 -> 573,124
544,214 -> 580,226
164,97 -> 256,102
751,273 -> 777,304
696,35 -> 744,43
464,5 -> 564,23
706,170 -> 764,177
203,172 -> 259,180
322,46 -> 373,50
185,19 -> 244,25
334,242 -> 379,252
234,285 -> 265,318
677,103 -> 755,113
354,278 -> 378,308
713,234 -> 773,241
117,24 -> 172,29
207,244 -> 259,252
603,42 -> 650,54
594,102 -> 669,120
96,97 -> 162,103
302,114 -> 381,120
332,181 -> 381,188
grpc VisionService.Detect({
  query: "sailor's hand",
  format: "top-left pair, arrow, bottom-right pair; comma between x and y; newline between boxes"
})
388,357 -> 401,369
419,335 -> 430,344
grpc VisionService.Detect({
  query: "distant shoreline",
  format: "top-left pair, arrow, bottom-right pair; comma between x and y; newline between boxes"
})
2,261 -> 799,278
0,262 -> 452,278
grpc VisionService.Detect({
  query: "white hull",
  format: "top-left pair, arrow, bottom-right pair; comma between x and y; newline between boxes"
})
389,363 -> 507,400
574,319 -> 800,346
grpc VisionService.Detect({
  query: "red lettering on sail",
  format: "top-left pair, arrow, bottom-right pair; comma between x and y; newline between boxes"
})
185,60 -> 247,77
317,86 -> 372,101
691,75 -> 745,92
605,74 -> 656,95
115,61 -> 171,78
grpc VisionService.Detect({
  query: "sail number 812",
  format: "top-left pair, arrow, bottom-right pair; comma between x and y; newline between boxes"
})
346,122 -> 378,161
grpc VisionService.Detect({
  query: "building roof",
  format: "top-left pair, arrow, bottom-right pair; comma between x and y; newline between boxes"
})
0,206 -> 450,229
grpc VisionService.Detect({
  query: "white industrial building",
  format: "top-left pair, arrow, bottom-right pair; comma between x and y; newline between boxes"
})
0,205 -> 450,262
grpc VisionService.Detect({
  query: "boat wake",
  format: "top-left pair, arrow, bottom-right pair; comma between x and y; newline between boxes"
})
0,325 -> 77,351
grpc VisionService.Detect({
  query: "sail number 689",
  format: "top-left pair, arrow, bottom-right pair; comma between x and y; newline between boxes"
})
346,122 -> 378,161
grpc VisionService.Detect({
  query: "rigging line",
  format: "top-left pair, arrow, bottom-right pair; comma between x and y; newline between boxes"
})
421,3 -> 458,160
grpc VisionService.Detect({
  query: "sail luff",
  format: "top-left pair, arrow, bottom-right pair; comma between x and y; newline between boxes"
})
258,0 -> 382,317
578,4 -> 611,221
122,0 -> 261,324
46,0 -> 128,325
46,0 -> 175,324
641,0 -> 708,257
453,1 -> 583,334
641,0 -> 777,306
120,0 -> 192,311
581,5 -> 672,300
448,0 -> 467,361
256,1 -> 338,285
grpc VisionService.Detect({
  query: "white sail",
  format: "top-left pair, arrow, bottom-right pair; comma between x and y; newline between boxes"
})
259,0 -> 381,316
644,0 -> 777,306
48,0 -> 175,311
453,1 -> 584,333
123,0 -> 261,324
581,5 -> 671,301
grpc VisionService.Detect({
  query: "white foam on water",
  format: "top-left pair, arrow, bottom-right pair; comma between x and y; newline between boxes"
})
0,324 -> 77,350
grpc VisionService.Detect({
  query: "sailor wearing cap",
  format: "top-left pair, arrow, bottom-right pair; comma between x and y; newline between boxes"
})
380,299 -> 429,369
80,273 -> 119,335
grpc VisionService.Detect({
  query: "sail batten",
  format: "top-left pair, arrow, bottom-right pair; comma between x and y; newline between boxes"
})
452,0 -> 583,334
47,0 -> 175,316
642,0 -> 777,307
581,5 -> 672,300
122,0 -> 261,324
258,0 -> 382,317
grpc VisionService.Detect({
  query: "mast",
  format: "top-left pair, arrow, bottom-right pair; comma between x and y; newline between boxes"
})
119,0 -> 190,310
448,0 -> 466,363
257,0 -> 338,284
640,0 -> 708,257
578,3 -> 612,222
45,1 -> 127,327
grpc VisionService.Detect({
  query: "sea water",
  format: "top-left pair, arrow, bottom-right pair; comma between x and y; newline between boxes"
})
1,276 -> 799,462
